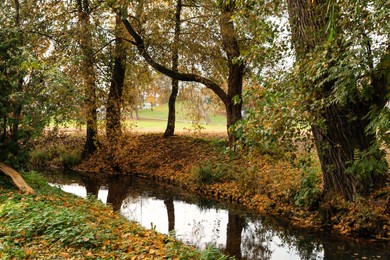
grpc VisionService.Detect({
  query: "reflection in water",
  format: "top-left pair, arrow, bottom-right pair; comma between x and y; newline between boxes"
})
164,197 -> 175,232
43,171 -> 390,260
225,212 -> 244,259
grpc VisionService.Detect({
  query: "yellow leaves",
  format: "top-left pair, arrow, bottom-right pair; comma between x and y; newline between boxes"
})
24,248 -> 33,256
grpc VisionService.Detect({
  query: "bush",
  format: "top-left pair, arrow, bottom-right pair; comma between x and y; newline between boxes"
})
192,162 -> 234,185
200,244 -> 233,260
29,143 -> 82,169
61,150 -> 82,169
294,171 -> 321,209
235,168 -> 260,196
22,171 -> 51,192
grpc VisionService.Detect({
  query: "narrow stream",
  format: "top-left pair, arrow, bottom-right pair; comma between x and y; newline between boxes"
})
40,170 -> 389,260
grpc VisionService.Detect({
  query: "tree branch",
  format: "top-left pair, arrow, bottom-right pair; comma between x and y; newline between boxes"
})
121,18 -> 228,102
0,162 -> 36,195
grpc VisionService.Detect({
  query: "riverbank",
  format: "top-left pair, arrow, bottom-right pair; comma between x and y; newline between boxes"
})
0,172 -> 230,259
30,131 -> 390,242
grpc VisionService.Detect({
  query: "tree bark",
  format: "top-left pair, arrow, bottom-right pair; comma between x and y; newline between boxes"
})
287,0 -> 388,199
77,0 -> 98,156
164,0 -> 182,137
106,15 -> 127,141
220,1 -> 244,144
0,162 -> 36,195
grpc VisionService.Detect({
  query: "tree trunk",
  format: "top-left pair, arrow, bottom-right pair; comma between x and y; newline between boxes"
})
220,2 -> 244,145
287,0 -> 388,199
10,0 -> 23,146
200,99 -> 211,124
164,0 -> 182,137
311,102 -> 386,199
77,0 -> 98,157
106,15 -> 127,141
0,162 -> 36,195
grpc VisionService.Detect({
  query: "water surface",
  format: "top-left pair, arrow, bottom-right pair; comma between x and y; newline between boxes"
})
42,171 -> 389,260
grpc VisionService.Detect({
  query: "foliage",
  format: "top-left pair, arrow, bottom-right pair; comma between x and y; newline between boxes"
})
235,167 -> 260,196
29,134 -> 83,169
0,1 -> 82,168
192,161 -> 235,185
233,0 -> 389,199
294,171 -> 321,209
0,176 -> 203,259
232,81 -> 313,158
0,197 -> 107,249
345,143 -> 388,186
200,244 -> 234,260
21,171 -> 52,192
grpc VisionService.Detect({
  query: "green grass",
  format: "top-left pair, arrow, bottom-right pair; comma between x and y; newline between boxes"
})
46,102 -> 227,133
136,102 -> 227,124
124,119 -> 226,133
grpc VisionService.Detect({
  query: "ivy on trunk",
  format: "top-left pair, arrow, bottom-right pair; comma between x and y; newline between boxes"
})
287,0 -> 388,199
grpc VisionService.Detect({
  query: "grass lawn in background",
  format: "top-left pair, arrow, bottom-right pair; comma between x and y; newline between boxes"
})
135,102 -> 227,124
124,119 -> 227,133
48,102 -> 227,134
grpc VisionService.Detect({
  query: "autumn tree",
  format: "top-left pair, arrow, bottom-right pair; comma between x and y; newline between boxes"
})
76,0 -> 99,156
286,0 -> 389,199
164,0 -> 182,137
106,14 -> 127,142
0,0 -> 78,166
110,0 -> 252,144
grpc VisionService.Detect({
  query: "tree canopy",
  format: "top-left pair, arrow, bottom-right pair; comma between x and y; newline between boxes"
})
0,0 -> 388,200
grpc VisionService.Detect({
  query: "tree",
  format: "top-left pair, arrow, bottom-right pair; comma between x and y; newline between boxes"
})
106,15 -> 127,141
0,0 -> 73,166
286,0 -> 389,199
164,0 -> 182,137
77,0 -> 99,156
113,0 -> 246,145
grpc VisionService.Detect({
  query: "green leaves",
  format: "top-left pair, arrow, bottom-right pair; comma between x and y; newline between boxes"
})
294,171 -> 321,208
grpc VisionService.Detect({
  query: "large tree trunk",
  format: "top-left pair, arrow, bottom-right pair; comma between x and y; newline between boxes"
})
164,0 -> 182,137
77,0 -> 98,157
287,0 -> 388,199
106,15 -> 127,141
311,103 -> 385,199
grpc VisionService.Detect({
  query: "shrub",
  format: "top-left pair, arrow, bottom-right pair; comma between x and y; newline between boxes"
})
200,244 -> 233,260
294,171 -> 321,209
61,150 -> 82,169
192,162 -> 234,185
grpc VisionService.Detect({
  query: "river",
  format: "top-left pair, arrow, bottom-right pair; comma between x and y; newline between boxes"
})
40,170 -> 389,260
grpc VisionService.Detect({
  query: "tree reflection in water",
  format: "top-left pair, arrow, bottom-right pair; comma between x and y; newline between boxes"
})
42,170 -> 390,260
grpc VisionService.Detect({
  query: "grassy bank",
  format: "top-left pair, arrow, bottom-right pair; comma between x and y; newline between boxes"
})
0,172 -> 230,259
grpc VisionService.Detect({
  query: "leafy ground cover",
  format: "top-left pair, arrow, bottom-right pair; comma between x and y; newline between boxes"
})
30,130 -> 390,243
0,172 -> 231,259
